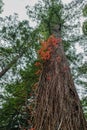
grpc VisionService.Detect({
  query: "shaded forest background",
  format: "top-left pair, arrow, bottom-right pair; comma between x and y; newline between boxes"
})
0,0 -> 87,129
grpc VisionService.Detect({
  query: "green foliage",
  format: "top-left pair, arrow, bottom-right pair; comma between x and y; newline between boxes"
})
0,62 -> 38,129
0,14 -> 39,79
0,82 -> 27,128
0,14 -> 39,128
83,4 -> 87,17
78,63 -> 87,74
81,97 -> 87,119
0,0 -> 4,13
82,21 -> 87,35
26,0 -> 64,38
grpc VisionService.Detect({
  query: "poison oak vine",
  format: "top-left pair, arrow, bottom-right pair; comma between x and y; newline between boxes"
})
35,35 -> 62,76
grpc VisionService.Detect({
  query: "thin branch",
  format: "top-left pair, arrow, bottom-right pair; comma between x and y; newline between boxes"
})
0,53 -> 23,78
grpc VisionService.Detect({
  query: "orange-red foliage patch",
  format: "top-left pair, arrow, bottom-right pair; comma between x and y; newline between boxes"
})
34,62 -> 41,67
29,128 -> 35,130
38,35 -> 61,61
35,35 -> 62,76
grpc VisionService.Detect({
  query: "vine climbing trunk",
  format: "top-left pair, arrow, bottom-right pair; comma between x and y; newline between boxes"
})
35,25 -> 87,130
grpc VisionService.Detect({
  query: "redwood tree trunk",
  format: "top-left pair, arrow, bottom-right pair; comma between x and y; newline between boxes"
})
35,27 -> 87,130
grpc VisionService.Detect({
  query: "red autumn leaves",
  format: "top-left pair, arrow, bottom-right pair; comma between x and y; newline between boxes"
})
34,62 -> 41,67
38,35 -> 61,60
34,62 -> 42,75
30,128 -> 35,130
35,35 -> 62,76
35,35 -> 68,77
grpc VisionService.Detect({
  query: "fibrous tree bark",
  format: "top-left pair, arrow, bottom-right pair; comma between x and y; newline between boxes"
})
35,25 -> 87,130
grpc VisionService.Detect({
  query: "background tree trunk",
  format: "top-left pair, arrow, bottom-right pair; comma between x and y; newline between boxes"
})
35,26 -> 87,130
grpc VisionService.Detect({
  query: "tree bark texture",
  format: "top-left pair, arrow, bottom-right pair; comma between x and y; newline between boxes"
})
35,26 -> 87,130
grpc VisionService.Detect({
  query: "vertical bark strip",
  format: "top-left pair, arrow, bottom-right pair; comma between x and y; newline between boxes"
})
35,27 -> 87,130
